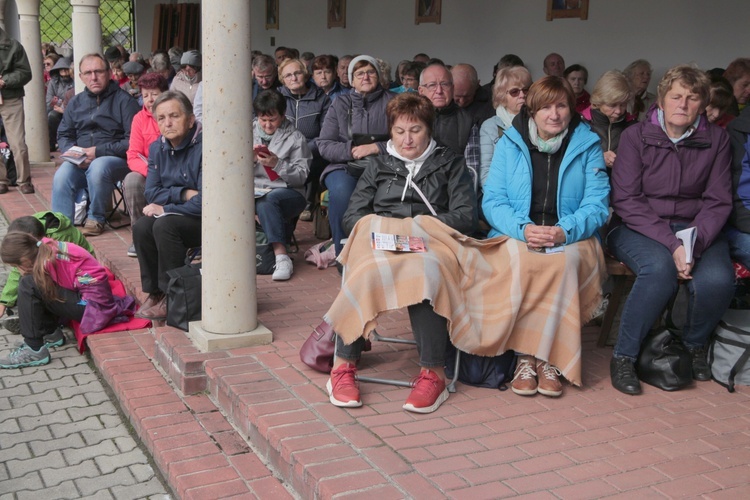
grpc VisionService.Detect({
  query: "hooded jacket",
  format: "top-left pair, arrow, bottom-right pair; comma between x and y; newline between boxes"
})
57,80 -> 140,159
581,106 -> 636,155
727,106 -> 750,232
610,107 -> 732,258
318,86 -> 395,180
343,146 -> 477,236
482,111 -> 609,244
279,84 -> 331,155
145,123 -> 202,217
252,118 -> 311,193
0,32 -> 31,100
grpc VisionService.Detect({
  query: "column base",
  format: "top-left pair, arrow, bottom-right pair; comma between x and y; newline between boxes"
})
187,321 -> 273,352
31,161 -> 56,169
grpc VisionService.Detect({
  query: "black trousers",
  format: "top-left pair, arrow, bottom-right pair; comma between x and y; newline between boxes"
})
18,275 -> 85,349
133,214 -> 202,294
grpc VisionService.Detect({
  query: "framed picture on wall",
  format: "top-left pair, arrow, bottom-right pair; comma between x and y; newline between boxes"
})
328,0 -> 346,29
547,0 -> 589,21
266,0 -> 279,30
415,0 -> 441,25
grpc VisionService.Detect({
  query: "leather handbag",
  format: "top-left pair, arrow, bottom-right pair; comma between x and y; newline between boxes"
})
300,320 -> 336,373
166,262 -> 202,332
636,328 -> 692,391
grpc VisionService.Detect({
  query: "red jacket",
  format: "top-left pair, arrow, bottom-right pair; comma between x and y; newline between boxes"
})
126,107 -> 160,177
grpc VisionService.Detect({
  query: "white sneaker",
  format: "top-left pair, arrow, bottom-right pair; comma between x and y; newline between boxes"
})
272,255 -> 293,281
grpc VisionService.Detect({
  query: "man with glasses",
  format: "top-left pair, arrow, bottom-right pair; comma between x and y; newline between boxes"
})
419,63 -> 481,190
252,54 -> 280,101
51,53 -> 140,237
0,27 -> 33,195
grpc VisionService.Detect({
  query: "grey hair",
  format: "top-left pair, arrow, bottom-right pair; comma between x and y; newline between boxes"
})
153,90 -> 194,117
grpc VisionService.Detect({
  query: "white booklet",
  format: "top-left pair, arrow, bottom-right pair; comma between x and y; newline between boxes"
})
371,232 -> 426,253
675,226 -> 697,264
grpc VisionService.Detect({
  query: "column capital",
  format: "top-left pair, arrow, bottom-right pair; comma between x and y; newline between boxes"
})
16,0 -> 40,17
70,0 -> 101,9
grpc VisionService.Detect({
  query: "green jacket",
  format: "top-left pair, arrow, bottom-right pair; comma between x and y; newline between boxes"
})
0,32 -> 31,100
1,212 -> 95,308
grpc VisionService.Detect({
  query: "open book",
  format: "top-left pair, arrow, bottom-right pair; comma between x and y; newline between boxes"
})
676,226 -> 697,264
371,232 -> 426,252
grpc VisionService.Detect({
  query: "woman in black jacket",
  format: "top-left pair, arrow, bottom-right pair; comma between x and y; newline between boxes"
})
326,93 -> 477,415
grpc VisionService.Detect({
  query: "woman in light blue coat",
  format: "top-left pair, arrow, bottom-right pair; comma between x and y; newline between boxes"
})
482,76 -> 609,399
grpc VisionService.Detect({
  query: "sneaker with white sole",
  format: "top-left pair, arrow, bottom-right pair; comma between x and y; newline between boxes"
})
127,244 -> 137,257
403,369 -> 449,414
0,343 -> 50,369
327,363 -> 362,407
272,254 -> 293,281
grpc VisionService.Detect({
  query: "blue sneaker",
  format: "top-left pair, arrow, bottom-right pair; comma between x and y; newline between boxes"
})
0,344 -> 50,369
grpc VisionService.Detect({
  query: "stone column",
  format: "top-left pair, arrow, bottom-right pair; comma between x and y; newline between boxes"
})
70,0 -> 101,94
17,0 -> 50,163
188,0 -> 271,351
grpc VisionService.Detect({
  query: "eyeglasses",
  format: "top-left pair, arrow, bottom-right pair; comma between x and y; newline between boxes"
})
353,69 -> 377,80
420,82 -> 453,92
44,62 -> 53,67
282,70 -> 305,80
506,87 -> 530,98
81,69 -> 108,78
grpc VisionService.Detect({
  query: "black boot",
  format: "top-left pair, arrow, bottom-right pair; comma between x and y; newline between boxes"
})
610,357 -> 641,395
687,346 -> 711,381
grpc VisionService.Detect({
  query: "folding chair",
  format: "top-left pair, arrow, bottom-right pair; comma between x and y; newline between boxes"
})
105,181 -> 130,229
334,255 -> 461,393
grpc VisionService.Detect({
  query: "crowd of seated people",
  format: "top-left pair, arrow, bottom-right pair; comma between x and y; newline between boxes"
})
34,41 -> 750,411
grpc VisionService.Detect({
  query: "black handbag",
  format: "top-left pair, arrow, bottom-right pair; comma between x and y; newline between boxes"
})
166,261 -> 202,332
636,329 -> 692,391
255,224 -> 276,275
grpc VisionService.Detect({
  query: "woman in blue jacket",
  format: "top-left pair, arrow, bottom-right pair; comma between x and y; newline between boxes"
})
482,76 -> 610,398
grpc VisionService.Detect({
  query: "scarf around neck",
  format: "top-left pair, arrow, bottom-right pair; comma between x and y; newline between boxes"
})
495,105 -> 516,131
528,119 -> 568,154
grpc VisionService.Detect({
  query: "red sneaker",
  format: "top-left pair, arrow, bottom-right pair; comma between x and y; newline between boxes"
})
403,369 -> 448,414
326,363 -> 362,407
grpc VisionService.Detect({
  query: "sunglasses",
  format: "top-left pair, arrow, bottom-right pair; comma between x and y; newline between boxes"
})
507,87 -> 530,98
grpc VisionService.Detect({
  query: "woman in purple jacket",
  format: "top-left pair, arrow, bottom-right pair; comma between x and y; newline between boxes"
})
607,65 -> 734,395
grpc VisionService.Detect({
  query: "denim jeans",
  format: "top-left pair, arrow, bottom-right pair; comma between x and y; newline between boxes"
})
335,300 -> 449,368
607,225 -> 734,360
51,157 -> 130,224
324,169 -> 358,254
255,188 -> 306,244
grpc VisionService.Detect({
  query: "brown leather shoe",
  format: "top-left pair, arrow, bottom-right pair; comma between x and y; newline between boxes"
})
536,360 -> 563,397
81,219 -> 104,236
136,293 -> 164,317
136,296 -> 167,320
511,355 -> 538,396
19,183 -> 35,195
0,184 -> 8,194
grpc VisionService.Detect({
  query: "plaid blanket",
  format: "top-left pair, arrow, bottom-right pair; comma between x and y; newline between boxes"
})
325,214 -> 606,385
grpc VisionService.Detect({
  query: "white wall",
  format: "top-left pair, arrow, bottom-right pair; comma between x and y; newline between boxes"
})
135,0 -> 749,92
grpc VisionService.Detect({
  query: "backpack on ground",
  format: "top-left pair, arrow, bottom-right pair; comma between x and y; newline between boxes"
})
709,309 -> 750,392
444,344 -> 516,390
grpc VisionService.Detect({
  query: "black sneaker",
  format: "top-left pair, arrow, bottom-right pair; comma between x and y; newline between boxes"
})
1,313 -> 20,335
687,346 -> 711,381
610,356 -> 641,395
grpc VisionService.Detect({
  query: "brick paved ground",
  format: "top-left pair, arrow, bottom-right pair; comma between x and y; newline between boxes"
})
0,207 -> 170,499
1,162 -> 750,499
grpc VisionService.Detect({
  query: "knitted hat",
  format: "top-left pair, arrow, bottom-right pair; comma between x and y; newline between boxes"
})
122,61 -> 145,75
180,50 -> 201,68
348,55 -> 380,84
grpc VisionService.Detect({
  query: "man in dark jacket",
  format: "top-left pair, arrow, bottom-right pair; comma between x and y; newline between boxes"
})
419,64 -> 480,190
0,28 -> 33,194
51,53 -> 140,236
726,106 -> 750,266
